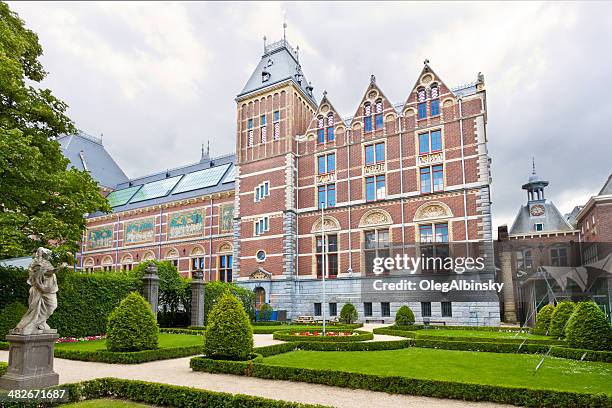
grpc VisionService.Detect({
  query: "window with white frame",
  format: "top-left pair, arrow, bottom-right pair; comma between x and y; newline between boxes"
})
254,216 -> 269,236
255,181 -> 270,202
273,110 -> 280,140
260,114 -> 267,143
247,119 -> 254,146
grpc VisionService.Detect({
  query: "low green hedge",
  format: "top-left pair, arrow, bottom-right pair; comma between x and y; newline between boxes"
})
378,324 -> 528,333
0,362 -> 6,376
273,330 -> 373,342
252,321 -> 285,326
0,341 -> 8,350
160,327 -> 204,335
190,357 -> 611,408
373,327 -> 561,345
54,345 -> 203,364
254,340 -> 412,357
254,324 -> 362,334
0,377 -> 325,408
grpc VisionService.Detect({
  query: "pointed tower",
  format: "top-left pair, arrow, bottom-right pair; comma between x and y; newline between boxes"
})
233,34 -> 317,313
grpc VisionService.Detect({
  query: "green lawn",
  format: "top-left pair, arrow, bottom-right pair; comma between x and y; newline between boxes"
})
415,328 -> 552,340
62,399 -> 150,408
263,348 -> 612,395
55,333 -> 202,351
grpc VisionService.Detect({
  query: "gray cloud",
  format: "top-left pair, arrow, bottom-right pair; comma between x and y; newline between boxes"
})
10,1 -> 612,233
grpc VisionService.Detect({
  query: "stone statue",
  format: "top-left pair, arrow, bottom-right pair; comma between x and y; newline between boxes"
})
12,247 -> 59,335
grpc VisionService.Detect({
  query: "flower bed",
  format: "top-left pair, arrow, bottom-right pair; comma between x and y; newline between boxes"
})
56,335 -> 105,343
273,329 -> 373,342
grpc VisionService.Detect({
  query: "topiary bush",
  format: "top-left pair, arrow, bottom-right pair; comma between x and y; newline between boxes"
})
549,301 -> 575,338
203,281 -> 255,324
0,302 -> 27,340
339,303 -> 358,324
532,304 -> 555,335
203,291 -> 253,360
258,303 -> 273,321
395,305 -> 415,326
106,292 -> 158,352
565,301 -> 612,351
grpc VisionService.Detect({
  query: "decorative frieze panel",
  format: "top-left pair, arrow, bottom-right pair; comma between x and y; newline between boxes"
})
315,172 -> 336,185
167,209 -> 203,240
219,204 -> 235,233
414,202 -> 453,221
86,226 -> 113,251
363,163 -> 385,176
124,217 -> 156,246
417,152 -> 444,166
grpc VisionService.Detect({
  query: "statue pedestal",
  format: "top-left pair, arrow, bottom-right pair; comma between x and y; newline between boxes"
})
0,333 -> 59,390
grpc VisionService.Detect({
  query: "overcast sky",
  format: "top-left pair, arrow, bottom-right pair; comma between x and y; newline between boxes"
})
9,1 -> 612,232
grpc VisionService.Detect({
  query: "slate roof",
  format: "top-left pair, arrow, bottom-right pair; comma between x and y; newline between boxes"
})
598,173 -> 612,196
509,201 -> 576,235
92,153 -> 236,216
238,39 -> 316,105
58,131 -> 128,189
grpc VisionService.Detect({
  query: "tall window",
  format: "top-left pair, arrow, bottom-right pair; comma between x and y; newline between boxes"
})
364,229 -> 390,274
255,181 -> 270,202
316,234 -> 338,278
327,113 -> 335,142
218,254 -> 233,282
317,153 -> 335,174
381,302 -> 390,317
417,88 -> 427,119
551,248 -> 568,267
273,110 -> 280,140
430,85 -> 440,116
419,130 -> 442,154
260,114 -> 267,143
419,223 -> 449,272
318,184 -> 336,209
329,303 -> 337,316
441,301 -> 452,317
314,303 -> 322,316
375,100 -> 384,129
254,217 -> 269,236
365,175 -> 385,201
364,103 -> 372,132
317,116 -> 325,144
247,119 -> 254,146
365,142 -> 385,165
420,165 -> 444,193
364,302 -> 373,317
421,301 -> 432,317
191,257 -> 205,271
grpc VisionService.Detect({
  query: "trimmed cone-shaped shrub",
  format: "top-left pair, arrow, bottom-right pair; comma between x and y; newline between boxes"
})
532,304 -> 555,335
0,302 -> 27,340
204,292 -> 253,360
339,303 -> 358,324
106,292 -> 158,352
395,305 -> 415,326
565,301 -> 612,351
549,301 -> 575,338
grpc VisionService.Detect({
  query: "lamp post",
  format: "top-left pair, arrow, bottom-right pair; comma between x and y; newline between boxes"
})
320,200 -> 327,336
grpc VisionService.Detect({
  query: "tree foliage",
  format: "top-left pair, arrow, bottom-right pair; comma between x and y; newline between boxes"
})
0,2 -> 110,259
339,303 -> 358,324
0,302 -> 27,340
395,305 -> 415,326
203,291 -> 253,360
565,301 -> 611,351
203,281 -> 255,324
106,292 -> 158,352
532,304 -> 555,335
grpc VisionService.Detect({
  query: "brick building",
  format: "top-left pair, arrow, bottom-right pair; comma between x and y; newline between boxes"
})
77,37 -> 500,324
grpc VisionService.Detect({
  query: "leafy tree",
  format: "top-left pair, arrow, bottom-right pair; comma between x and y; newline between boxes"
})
395,305 -> 415,326
203,291 -> 253,360
548,301 -> 574,338
258,303 -> 273,321
565,301 -> 611,351
106,292 -> 158,352
0,2 -> 110,259
532,304 -> 555,335
339,303 -> 358,324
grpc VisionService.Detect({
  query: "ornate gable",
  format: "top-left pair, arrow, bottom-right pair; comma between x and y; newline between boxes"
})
303,92 -> 344,143
349,75 -> 397,133
401,61 -> 456,116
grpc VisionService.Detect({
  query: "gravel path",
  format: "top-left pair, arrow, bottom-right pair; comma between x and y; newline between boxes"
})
0,326 -> 513,407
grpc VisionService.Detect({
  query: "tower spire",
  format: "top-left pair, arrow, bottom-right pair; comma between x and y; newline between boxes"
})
532,156 -> 536,175
283,22 -> 287,42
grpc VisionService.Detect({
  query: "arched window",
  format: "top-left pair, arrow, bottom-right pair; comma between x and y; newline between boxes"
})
363,102 -> 372,132
430,84 -> 440,117
260,114 -> 267,143
326,112 -> 335,142
247,118 -> 254,146
417,87 -> 427,119
374,99 -> 383,130
317,116 -> 325,144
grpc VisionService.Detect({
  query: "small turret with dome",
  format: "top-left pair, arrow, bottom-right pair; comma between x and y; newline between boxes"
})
522,158 -> 549,204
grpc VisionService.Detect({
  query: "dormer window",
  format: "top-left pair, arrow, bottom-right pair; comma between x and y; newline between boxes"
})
262,70 -> 270,82
535,223 -> 544,232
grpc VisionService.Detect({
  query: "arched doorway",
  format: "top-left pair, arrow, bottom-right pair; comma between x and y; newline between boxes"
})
254,287 -> 266,310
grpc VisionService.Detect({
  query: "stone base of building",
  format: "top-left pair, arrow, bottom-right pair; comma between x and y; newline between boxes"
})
239,275 -> 501,326
0,333 -> 59,390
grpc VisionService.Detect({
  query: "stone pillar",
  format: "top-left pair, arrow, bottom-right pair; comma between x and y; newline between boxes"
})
0,333 -> 59,390
191,270 -> 205,327
499,251 -> 518,323
142,262 -> 160,319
